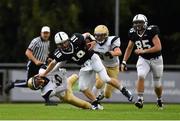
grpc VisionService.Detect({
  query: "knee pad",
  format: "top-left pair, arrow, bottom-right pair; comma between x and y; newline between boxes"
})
137,71 -> 146,80
153,77 -> 162,88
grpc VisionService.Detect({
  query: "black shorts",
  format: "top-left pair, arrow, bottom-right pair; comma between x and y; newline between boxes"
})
27,61 -> 42,80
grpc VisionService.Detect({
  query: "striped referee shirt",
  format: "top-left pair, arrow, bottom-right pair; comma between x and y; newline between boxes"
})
28,37 -> 50,62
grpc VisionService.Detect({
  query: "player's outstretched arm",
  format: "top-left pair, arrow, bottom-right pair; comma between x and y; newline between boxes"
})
40,59 -> 57,77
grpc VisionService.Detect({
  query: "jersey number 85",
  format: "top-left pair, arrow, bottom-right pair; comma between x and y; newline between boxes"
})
135,39 -> 151,49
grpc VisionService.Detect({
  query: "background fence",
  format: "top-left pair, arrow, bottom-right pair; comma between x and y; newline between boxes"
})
0,63 -> 180,103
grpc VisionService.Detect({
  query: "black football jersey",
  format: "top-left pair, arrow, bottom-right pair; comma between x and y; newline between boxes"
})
53,33 -> 94,65
128,25 -> 162,59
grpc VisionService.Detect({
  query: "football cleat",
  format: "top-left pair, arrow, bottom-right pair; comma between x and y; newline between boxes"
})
91,100 -> 104,110
135,99 -> 143,109
121,87 -> 134,102
91,103 -> 104,110
45,101 -> 58,106
4,82 -> 14,94
157,99 -> 164,109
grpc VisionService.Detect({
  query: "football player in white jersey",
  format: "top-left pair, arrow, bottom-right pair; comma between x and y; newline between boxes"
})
92,25 -> 130,101
121,14 -> 164,109
27,67 -> 94,109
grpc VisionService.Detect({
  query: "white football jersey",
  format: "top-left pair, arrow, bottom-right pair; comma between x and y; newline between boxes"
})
93,36 -> 120,67
40,69 -> 67,97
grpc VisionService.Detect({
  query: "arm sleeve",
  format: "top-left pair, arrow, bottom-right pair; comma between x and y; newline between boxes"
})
111,37 -> 121,49
53,49 -> 64,62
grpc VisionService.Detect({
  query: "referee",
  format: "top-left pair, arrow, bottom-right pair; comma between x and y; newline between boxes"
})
26,26 -> 51,80
5,26 -> 51,92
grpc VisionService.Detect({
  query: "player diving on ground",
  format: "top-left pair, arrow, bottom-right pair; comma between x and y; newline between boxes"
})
27,66 -> 97,109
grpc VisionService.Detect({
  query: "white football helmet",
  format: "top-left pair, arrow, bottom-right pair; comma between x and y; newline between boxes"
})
132,14 -> 148,31
54,32 -> 69,44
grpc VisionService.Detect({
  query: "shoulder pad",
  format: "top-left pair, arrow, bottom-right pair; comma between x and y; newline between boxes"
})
54,49 -> 62,57
70,33 -> 84,42
54,48 -> 60,53
72,33 -> 83,38
129,28 -> 136,33
110,36 -> 119,44
147,25 -> 160,34
147,25 -> 158,30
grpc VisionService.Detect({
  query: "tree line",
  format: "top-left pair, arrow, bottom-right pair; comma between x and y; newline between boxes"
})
0,0 -> 180,64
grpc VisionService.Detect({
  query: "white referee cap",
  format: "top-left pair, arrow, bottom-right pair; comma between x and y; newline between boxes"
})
41,26 -> 50,33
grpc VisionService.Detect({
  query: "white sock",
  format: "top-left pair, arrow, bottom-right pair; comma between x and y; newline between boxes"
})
137,93 -> 144,101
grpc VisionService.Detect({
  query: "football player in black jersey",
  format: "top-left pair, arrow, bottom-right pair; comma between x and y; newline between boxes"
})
121,14 -> 164,109
39,31 -> 133,109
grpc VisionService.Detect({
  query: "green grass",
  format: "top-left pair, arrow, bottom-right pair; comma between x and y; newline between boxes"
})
0,103 -> 180,120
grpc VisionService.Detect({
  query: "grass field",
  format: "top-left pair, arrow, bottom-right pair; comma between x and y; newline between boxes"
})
0,103 -> 180,120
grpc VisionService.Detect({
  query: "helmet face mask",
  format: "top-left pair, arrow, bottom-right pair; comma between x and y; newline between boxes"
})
94,25 -> 109,44
57,40 -> 72,52
28,76 -> 45,90
94,33 -> 107,44
132,14 -> 148,32
133,21 -> 146,31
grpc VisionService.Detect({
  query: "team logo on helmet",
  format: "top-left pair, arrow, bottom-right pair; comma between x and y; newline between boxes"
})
54,32 -> 69,44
